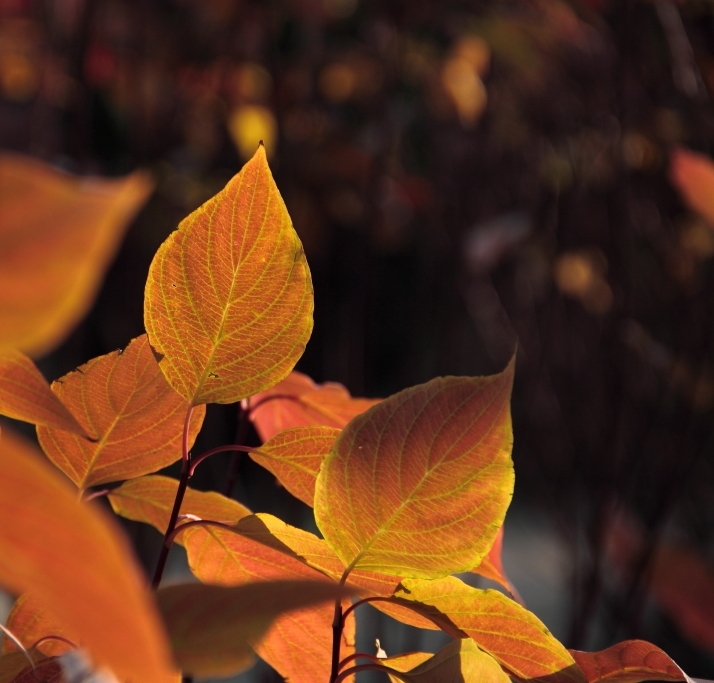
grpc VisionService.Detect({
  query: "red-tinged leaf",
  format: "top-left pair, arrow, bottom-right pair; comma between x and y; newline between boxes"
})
0,350 -> 88,438
2,594 -> 72,657
315,363 -> 515,578
472,526 -> 522,601
247,426 -> 340,506
569,640 -> 691,683
202,513 -> 437,631
37,335 -> 205,491
108,474 -> 250,543
670,147 -> 714,225
390,577 -> 584,683
144,145 -> 313,405
248,371 -> 381,441
181,521 -> 355,683
0,153 -> 153,356
0,650 -> 52,683
0,428 -> 176,682
381,639 -> 511,683
6,657 -> 63,683
156,580 -> 352,678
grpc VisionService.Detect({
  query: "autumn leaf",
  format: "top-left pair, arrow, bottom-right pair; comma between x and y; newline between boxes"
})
181,521 -> 356,683
315,363 -> 515,578
2,594 -> 73,657
471,526 -> 522,601
570,640 -> 691,683
36,335 -> 205,491
248,371 -> 381,441
0,153 -> 153,356
670,147 -> 714,225
108,474 -> 250,541
247,426 -> 340,506
390,577 -> 584,683
156,580 -> 352,678
144,145 -> 313,405
0,654 -> 62,683
0,349 -> 88,437
0,428 -> 176,682
0,650 -> 54,683
381,639 -> 511,683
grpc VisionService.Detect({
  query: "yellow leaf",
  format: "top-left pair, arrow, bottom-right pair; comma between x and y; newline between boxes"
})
144,145 -> 313,405
227,105 -> 278,160
0,154 -> 153,356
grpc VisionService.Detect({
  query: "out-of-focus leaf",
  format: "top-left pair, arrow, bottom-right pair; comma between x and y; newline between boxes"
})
156,580 -> 351,678
248,371 -> 380,442
0,350 -> 88,437
108,474 -> 250,542
227,105 -> 278,160
382,639 -> 511,683
569,640 -> 691,683
247,426 -> 340,506
37,335 -> 205,491
315,363 -> 515,578
0,153 -> 153,356
390,577 -> 584,683
670,147 -> 714,225
182,522 -> 354,683
0,428 -> 176,682
0,650 -> 53,683
3,655 -> 63,683
2,594 -> 72,656
144,145 -> 313,405
471,526 -> 522,601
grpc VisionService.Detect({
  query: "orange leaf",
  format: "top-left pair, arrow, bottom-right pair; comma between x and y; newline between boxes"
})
391,577 -> 584,683
156,580 -> 351,678
247,426 -> 340,506
181,521 -> 355,683
569,640 -> 691,683
382,639 -> 511,683
37,335 -> 205,491
0,428 -> 176,682
472,526 -> 523,601
2,594 -> 73,657
248,371 -> 381,441
315,363 -> 515,578
144,145 -> 313,405
0,153 -> 153,356
670,147 -> 714,225
0,349 -> 88,437
108,474 -> 249,543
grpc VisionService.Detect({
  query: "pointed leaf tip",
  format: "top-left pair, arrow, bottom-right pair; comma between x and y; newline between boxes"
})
144,146 -> 313,405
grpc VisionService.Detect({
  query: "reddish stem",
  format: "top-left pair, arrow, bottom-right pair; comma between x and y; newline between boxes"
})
152,405 -> 194,589
31,635 -> 77,651
83,488 -> 110,502
189,444 -> 258,478
165,518 -> 232,546
338,652 -> 382,670
341,595 -> 395,623
334,663 -> 402,683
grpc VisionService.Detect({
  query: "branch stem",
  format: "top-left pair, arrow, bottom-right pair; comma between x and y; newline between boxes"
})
334,664 -> 402,683
189,444 -> 257,478
341,596 -> 394,622
338,652 -> 382,670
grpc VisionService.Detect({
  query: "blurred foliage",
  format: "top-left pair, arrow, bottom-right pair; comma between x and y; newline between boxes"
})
4,0 -> 714,678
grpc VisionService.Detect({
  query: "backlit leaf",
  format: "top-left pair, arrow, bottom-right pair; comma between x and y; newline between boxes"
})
670,147 -> 714,225
2,655 -> 62,683
569,640 -> 690,683
0,428 -> 176,682
2,594 -> 72,656
144,145 -> 313,405
391,577 -> 584,683
37,335 -> 205,491
315,363 -> 515,578
472,526 -> 522,600
0,349 -> 88,437
382,639 -> 511,683
0,153 -> 153,356
108,474 -> 250,542
182,522 -> 354,683
156,580 -> 351,678
247,426 -> 340,506
248,371 -> 380,441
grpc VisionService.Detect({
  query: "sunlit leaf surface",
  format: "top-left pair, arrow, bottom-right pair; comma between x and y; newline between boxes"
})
471,526 -> 521,600
156,580 -> 351,678
0,428 -> 175,682
2,594 -> 72,657
670,147 -> 714,225
37,335 -> 205,491
391,577 -> 584,683
248,370 -> 380,441
315,364 -> 515,578
0,153 -> 153,356
144,145 -> 313,405
0,349 -> 88,437
108,474 -> 250,542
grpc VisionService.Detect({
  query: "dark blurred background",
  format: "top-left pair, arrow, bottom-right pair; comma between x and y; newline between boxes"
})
3,0 -> 714,680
